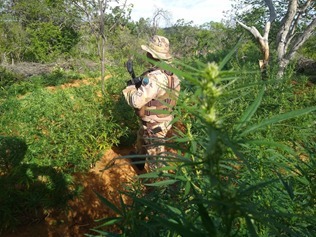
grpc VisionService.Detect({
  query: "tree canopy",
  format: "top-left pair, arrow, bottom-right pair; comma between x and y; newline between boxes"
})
0,0 -> 315,79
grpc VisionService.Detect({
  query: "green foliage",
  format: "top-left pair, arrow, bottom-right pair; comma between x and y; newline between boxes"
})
300,35 -> 316,60
0,0 -> 80,63
92,54 -> 316,236
0,0 -> 315,234
0,136 -> 78,232
1,87 -> 119,171
0,66 -> 22,89
128,17 -> 152,38
105,27 -> 144,65
0,69 -> 129,172
24,22 -> 79,62
0,15 -> 27,63
102,67 -> 139,147
0,68 -> 84,98
0,65 -> 133,231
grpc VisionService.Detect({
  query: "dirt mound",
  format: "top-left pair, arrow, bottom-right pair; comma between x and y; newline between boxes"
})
2,146 -> 140,237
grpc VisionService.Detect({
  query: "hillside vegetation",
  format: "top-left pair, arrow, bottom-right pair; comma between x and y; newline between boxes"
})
0,0 -> 315,236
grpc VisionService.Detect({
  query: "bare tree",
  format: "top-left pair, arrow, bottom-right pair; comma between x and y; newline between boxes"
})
151,7 -> 171,35
237,0 -> 276,79
237,0 -> 316,79
70,0 -> 129,94
276,0 -> 316,78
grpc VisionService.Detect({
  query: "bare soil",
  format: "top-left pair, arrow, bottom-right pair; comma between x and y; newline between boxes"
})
2,146 -> 142,237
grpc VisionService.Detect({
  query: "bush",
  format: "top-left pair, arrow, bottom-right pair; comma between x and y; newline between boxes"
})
0,66 -> 22,89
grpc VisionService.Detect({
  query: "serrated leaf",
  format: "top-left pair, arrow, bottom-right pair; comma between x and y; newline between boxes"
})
173,137 -> 192,143
184,181 -> 191,196
235,86 -> 265,131
246,140 -> 296,156
295,176 -> 310,185
96,217 -> 122,228
276,172 -> 294,200
166,204 -> 182,215
145,179 -> 178,187
245,215 -> 259,237
241,106 -> 316,136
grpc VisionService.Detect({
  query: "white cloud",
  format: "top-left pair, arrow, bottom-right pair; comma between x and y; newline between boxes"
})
127,0 -> 232,26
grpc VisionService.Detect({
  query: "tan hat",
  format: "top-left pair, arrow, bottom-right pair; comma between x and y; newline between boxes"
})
141,35 -> 172,60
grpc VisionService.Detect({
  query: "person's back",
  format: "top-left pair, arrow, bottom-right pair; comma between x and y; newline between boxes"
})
123,35 -> 180,171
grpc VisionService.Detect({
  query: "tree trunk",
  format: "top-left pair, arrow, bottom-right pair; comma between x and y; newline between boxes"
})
237,0 -> 276,80
258,37 -> 270,80
276,0 -> 316,78
99,0 -> 106,96
277,58 -> 289,78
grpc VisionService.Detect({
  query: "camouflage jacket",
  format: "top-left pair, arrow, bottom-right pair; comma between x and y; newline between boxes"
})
123,67 -> 180,123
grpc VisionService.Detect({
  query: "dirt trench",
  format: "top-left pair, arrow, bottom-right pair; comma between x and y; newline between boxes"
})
2,146 -> 141,237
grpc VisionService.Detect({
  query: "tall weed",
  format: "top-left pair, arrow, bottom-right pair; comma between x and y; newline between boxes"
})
1,83 -> 125,171
92,56 -> 315,236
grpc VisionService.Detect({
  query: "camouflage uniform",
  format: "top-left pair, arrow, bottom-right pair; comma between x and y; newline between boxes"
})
123,35 -> 180,171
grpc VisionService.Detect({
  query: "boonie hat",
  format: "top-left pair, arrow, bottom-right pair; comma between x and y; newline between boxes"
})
141,35 -> 172,60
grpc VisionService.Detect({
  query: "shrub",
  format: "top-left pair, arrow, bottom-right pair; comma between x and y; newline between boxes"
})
0,66 -> 22,89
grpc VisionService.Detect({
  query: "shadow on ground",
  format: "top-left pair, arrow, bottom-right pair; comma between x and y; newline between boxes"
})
1,145 -> 139,237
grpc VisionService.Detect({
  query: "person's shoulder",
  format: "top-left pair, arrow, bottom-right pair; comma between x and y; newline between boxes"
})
145,69 -> 166,78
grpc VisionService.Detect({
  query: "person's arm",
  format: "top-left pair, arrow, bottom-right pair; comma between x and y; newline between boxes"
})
123,75 -> 159,109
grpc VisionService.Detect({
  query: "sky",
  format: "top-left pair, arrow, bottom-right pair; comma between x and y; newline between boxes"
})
126,0 -> 233,26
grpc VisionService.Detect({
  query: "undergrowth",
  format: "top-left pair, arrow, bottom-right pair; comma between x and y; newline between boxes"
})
0,56 -> 315,235
0,68 -> 133,232
90,55 -> 316,236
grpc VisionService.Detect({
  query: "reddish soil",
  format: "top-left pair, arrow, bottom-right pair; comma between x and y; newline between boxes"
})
2,146 -> 143,237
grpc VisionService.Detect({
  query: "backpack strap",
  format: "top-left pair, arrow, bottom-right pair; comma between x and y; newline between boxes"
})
142,70 -> 180,118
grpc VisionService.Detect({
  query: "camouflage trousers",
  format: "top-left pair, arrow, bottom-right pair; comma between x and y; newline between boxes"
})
135,120 -> 172,171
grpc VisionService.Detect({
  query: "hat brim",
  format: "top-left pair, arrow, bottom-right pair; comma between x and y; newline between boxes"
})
141,45 -> 172,60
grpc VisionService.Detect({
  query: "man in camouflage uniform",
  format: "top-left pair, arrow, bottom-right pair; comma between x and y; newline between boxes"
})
123,35 -> 180,171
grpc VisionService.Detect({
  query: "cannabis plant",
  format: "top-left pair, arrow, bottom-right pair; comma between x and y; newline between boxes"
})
91,52 -> 316,236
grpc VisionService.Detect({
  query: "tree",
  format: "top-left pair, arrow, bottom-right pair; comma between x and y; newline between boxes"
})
234,0 -> 316,78
151,7 -> 171,35
69,0 -> 131,94
165,19 -> 198,59
198,22 -> 236,62
129,17 -> 152,38
0,11 -> 26,64
300,34 -> 316,60
276,0 -> 316,77
0,0 -> 81,63
237,0 -> 276,79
